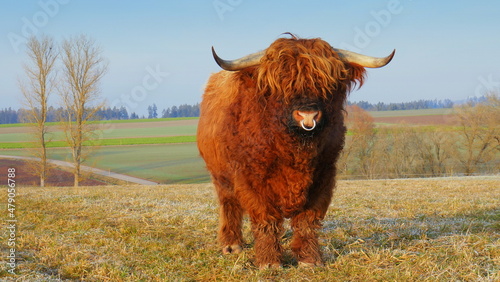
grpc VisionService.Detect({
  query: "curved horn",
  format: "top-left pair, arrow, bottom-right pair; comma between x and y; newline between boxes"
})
332,48 -> 395,68
212,47 -> 265,71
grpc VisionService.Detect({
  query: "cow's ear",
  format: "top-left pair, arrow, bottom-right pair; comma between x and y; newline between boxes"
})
347,63 -> 366,90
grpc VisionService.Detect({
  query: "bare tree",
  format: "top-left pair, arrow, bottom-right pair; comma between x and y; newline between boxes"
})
350,106 -> 379,178
414,130 -> 454,177
378,124 -> 424,178
59,35 -> 107,187
19,35 -> 58,187
453,93 -> 500,175
339,105 -> 378,179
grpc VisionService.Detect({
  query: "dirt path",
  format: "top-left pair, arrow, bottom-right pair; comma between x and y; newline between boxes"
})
0,155 -> 158,185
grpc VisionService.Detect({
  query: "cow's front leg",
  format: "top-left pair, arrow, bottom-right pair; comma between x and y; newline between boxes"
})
214,178 -> 244,255
236,176 -> 284,268
291,169 -> 335,266
218,196 -> 244,254
290,210 -> 324,266
250,216 -> 284,269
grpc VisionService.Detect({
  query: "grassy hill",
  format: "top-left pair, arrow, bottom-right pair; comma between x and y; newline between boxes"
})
1,177 -> 498,280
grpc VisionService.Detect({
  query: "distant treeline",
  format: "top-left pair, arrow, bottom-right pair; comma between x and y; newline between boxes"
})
0,106 -> 136,124
0,108 -> 20,124
348,98 -> 454,111
348,96 -> 489,111
159,103 -> 200,118
0,97 -> 489,124
0,103 -> 201,124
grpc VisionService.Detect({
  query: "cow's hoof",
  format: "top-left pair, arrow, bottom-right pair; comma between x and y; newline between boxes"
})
222,244 -> 243,254
298,261 -> 324,268
258,263 -> 283,270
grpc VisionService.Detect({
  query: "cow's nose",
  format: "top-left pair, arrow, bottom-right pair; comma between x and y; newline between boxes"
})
298,111 -> 318,130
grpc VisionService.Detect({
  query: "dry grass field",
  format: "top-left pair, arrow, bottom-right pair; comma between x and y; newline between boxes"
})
1,177 -> 499,281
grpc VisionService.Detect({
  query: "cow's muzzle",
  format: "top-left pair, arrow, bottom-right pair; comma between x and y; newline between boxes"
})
294,110 -> 321,131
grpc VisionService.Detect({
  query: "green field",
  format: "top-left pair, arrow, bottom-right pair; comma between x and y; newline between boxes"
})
86,143 -> 208,184
99,125 -> 197,139
0,117 -> 205,184
0,136 -> 197,149
0,116 -> 199,128
97,116 -> 199,123
0,124 -> 197,143
1,143 -> 209,184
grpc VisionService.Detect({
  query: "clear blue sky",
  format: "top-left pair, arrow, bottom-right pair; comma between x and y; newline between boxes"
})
1,0 -> 499,116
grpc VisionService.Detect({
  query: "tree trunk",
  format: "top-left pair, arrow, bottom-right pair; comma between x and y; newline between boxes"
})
74,161 -> 80,187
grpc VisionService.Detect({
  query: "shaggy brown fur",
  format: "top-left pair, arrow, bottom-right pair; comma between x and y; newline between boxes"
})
197,35 -> 366,268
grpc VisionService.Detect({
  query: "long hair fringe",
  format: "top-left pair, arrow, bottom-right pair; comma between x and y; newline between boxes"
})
256,37 -> 365,103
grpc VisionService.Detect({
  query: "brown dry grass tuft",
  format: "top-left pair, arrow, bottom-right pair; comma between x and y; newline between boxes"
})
1,177 -> 499,280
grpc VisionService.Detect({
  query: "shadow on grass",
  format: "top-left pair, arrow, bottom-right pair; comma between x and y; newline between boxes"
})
322,206 -> 500,254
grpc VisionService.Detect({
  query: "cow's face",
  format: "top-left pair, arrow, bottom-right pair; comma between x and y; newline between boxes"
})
211,35 -> 394,138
